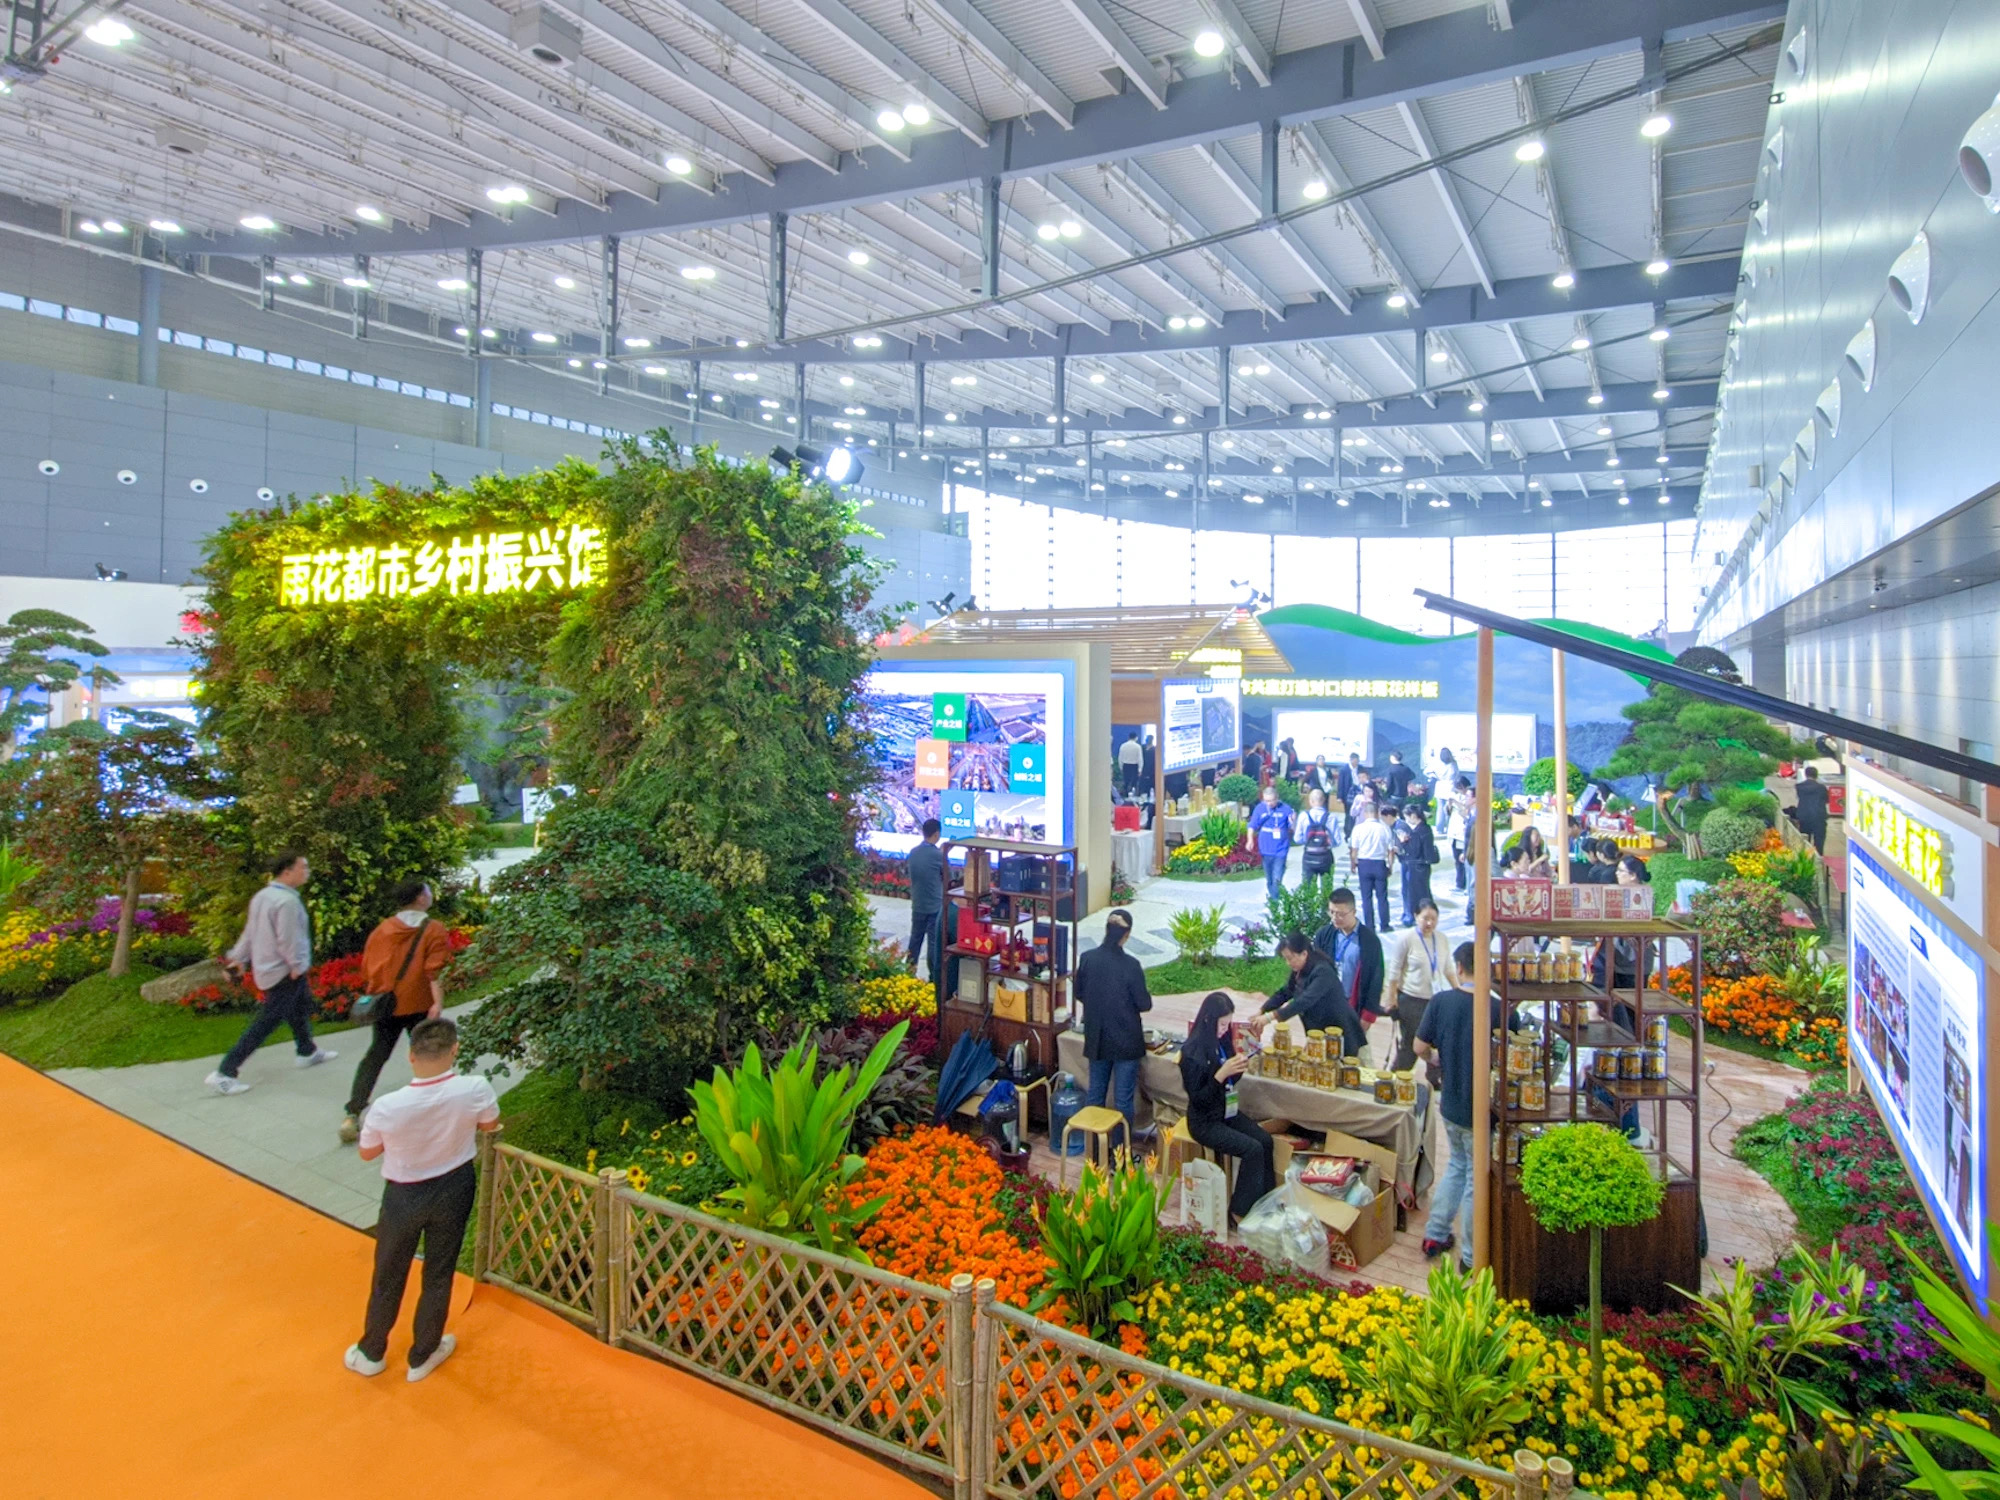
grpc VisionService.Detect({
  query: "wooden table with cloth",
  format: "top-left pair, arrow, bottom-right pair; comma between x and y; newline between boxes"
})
1055,1017 -> 1435,1201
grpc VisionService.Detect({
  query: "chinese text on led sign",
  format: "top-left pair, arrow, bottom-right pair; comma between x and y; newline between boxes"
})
278,523 -> 603,607
1241,677 -> 1441,700
1851,784 -> 1952,899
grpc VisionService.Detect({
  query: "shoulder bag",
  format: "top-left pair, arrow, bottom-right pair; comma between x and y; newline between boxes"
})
350,917 -> 431,1027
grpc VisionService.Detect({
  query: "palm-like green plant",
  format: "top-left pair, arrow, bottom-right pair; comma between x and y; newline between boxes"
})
1673,1256 -> 1859,1425
1029,1160 -> 1159,1336
1167,904 -> 1226,964
0,839 -> 38,906
1885,1227 -> 2000,1500
690,1020 -> 908,1259
1199,810 -> 1247,850
1359,1261 -> 1540,1459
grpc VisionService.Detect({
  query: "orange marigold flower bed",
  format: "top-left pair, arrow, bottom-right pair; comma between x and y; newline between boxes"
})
846,1125 -> 1050,1309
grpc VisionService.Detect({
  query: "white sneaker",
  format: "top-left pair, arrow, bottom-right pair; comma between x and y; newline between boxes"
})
296,1047 -> 338,1068
407,1334 -> 456,1383
205,1070 -> 252,1096
1629,1125 -> 1657,1152
344,1344 -> 387,1377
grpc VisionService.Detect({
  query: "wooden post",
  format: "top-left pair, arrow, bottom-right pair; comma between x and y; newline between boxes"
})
1153,678 -> 1168,878
472,1125 -> 500,1282
949,1274 -> 976,1500
1553,650 -> 1569,887
969,1279 -> 998,1497
1472,627 -> 1496,1272
593,1167 -> 625,1343
1512,1449 -> 1546,1500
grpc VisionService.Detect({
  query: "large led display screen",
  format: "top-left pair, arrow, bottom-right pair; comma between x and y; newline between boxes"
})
857,662 -> 1072,856
1273,710 -> 1373,766
1848,847 -> 1987,1307
1160,677 -> 1241,774
1422,711 -> 1536,777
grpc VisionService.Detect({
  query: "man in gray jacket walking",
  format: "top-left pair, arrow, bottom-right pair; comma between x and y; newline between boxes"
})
206,850 -> 336,1095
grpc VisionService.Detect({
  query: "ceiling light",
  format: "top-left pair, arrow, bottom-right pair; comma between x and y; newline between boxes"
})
1429,348 -> 1449,364
437,276 -> 468,290
355,205 -> 384,223
1172,413 -> 1186,424
1302,179 -> 1328,201
902,103 -> 931,127
1606,455 -> 1620,467
1541,496 -> 1553,508
737,338 -> 754,348
1386,292 -> 1408,309
1658,492 -> 1671,504
1551,270 -> 1575,290
1335,495 -> 1350,507
265,274 -> 285,285
1640,113 -> 1673,139
100,218 -> 124,233
85,17 -> 134,45
554,275 -> 576,289
1514,139 -> 1546,163
877,108 -> 906,132
1587,391 -> 1605,406
287,273 -> 311,286
1648,324 -> 1670,341
1656,452 -> 1670,464
853,335 -> 881,348
1192,29 -> 1225,58
1165,489 -> 1179,498
1059,220 -> 1081,239
1168,315 -> 1187,330
1271,465 -> 1284,474
847,249 -> 870,266
1618,493 -> 1631,505
1188,315 -> 1207,329
950,374 -> 975,386
567,357 -> 583,368
240,214 -> 277,231
592,359 -> 608,370
681,264 -> 717,280
78,220 -> 101,235
531,332 -> 558,344
665,155 -> 693,176
643,365 -> 666,375
623,336 -> 652,348
1645,257 -> 1671,276
149,218 -> 181,234
944,412 -> 958,421
485,183 -> 530,205
1089,371 -> 1105,384
1467,399 -> 1485,413
1653,385 -> 1670,400
1256,364 -> 1270,375
1570,335 -> 1591,351
733,371 -> 758,381
1244,494 -> 1264,504
1596,424 -> 1612,436
342,275 -> 370,288
1037,222 -> 1059,241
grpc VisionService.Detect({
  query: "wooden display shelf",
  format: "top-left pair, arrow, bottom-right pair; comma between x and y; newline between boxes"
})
936,840 -> 1080,1066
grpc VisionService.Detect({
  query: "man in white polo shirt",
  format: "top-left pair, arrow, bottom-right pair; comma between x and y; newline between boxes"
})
344,1017 -> 499,1383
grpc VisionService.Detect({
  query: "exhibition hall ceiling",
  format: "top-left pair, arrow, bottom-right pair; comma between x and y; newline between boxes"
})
1,0 -> 1775,533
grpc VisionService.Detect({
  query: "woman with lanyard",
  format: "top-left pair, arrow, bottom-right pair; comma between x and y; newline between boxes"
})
1384,898 -> 1456,1076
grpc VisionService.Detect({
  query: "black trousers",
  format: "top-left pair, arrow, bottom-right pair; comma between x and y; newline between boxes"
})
1799,816 -> 1826,854
218,972 -> 315,1077
1398,862 -> 1433,923
1391,991 -> 1437,1077
1121,763 -> 1139,793
345,1010 -> 426,1116
907,909 -> 942,981
1188,1114 -> 1276,1221
360,1158 -> 476,1365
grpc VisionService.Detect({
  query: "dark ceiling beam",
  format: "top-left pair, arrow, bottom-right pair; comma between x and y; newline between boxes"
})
198,0 -> 1785,259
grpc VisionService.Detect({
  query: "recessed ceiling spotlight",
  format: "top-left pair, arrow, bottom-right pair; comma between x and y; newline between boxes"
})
1037,222 -> 1059,240
1303,179 -> 1328,201
1640,113 -> 1673,139
1648,324 -> 1670,341
1587,391 -> 1605,405
665,155 -> 692,176
681,264 -> 717,280
1089,371 -> 1106,384
1551,270 -> 1575,290
1386,291 -> 1408,309
1653,385 -> 1670,400
240,213 -> 277,231
554,275 -> 576,289
437,276 -> 468,290
149,218 -> 181,233
1515,139 -> 1546,163
78,220 -> 102,235
622,336 -> 652,348
1188,315 -> 1207,329
1596,424 -> 1613,437
877,108 -> 906,131
342,274 -> 370,288
1467,399 -> 1485,413
847,249 -> 870,266
287,273 -> 311,286
567,357 -> 583,368
531,332 -> 558,343
644,365 -> 667,375
485,183 -> 530,205
85,16 -> 134,45
592,359 -> 608,370
903,103 -> 931,127
1645,257 -> 1671,276
1570,335 -> 1591,350
355,205 -> 384,223
1429,348 -> 1449,364
1059,220 -> 1081,239
1168,315 -> 1187,330
1172,413 -> 1186,424
1192,29 -> 1225,57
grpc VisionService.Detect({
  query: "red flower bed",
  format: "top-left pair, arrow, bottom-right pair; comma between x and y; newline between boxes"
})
178,926 -> 475,1023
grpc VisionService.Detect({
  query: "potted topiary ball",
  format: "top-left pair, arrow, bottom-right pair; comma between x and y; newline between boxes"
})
1518,1122 -> 1663,1411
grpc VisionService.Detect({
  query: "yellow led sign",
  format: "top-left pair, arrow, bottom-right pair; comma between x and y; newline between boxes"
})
1850,783 -> 1952,899
1242,677 -> 1440,700
277,522 -> 603,607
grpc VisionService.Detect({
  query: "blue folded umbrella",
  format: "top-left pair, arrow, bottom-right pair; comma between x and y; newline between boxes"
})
934,1030 -> 999,1123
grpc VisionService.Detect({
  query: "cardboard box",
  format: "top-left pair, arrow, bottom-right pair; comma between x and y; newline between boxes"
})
1257,1118 -> 1298,1180
1552,884 -> 1604,921
1290,1130 -> 1399,1268
1490,877 -> 1553,923
1607,886 -> 1654,921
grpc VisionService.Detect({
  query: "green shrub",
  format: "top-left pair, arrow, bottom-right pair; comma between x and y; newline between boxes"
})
131,934 -> 208,972
1167,904 -> 1225,963
1695,808 -> 1765,857
1644,853 -> 1735,914
1198,810 -> 1246,849
1267,873 -> 1336,941
1269,778 -> 1303,810
1030,1160 -> 1160,1336
1716,785 -> 1779,823
1690,877 -> 1793,974
691,1020 -> 907,1259
1888,1225 -> 2000,1499
1214,773 -> 1258,805
1522,757 -> 1588,797
1676,1256 -> 1861,1425
1361,1261 -> 1540,1458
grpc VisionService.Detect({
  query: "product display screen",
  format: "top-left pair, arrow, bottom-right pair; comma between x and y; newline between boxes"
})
1422,711 -> 1535,777
1160,677 -> 1241,774
1274,710 -> 1372,766
857,663 -> 1072,856
1848,847 -> 1986,1307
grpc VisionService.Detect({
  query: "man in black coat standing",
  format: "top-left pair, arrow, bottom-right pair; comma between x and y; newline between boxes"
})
1793,766 -> 1831,854
1383,750 -> 1415,803
1312,887 -> 1386,1029
1392,801 -> 1439,926
1076,909 -> 1152,1148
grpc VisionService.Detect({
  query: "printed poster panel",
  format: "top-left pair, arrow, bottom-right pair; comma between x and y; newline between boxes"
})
1161,677 -> 1241,774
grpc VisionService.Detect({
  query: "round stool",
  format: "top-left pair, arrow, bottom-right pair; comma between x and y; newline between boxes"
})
1057,1106 -> 1127,1189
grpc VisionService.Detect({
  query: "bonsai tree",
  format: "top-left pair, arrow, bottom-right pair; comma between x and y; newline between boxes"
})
2,712 -> 223,975
1599,676 -> 1798,829
0,608 -> 112,761
1518,1122 -> 1663,1410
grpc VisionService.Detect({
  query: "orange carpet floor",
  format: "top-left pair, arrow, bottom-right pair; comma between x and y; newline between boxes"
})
0,1055 -> 933,1499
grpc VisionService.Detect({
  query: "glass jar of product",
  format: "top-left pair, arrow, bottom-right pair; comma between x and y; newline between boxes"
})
1303,1030 -> 1326,1061
1372,1074 -> 1397,1104
1339,1059 -> 1363,1090
1507,1037 -> 1534,1074
1520,1074 -> 1547,1112
1394,1071 -> 1418,1104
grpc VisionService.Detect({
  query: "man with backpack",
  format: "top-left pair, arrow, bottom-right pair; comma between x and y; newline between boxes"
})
1298,787 -> 1338,885
339,879 -> 454,1145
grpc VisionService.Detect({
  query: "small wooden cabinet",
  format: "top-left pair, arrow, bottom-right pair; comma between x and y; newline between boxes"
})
936,838 -> 1079,1073
1487,918 -> 1706,1313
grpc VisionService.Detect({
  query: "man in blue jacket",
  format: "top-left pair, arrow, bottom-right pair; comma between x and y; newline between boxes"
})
1246,783 -> 1296,900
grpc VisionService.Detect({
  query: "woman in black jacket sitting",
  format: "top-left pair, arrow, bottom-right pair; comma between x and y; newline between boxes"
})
1180,991 -> 1276,1225
1259,931 -> 1370,1061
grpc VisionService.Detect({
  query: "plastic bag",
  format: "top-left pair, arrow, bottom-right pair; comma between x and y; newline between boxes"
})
1342,1176 -> 1375,1209
1179,1158 -> 1229,1237
1238,1172 -> 1330,1275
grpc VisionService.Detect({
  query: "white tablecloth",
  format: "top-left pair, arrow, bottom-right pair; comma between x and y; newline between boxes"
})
1162,812 -> 1204,844
1110,829 -> 1154,884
